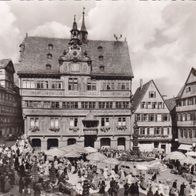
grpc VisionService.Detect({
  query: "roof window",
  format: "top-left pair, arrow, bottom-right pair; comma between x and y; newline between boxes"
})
97,46 -> 103,51
99,55 -> 104,61
46,64 -> 51,70
47,53 -> 52,59
99,65 -> 104,71
48,43 -> 53,50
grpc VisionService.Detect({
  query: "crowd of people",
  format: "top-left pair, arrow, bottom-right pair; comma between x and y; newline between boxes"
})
0,139 -> 196,195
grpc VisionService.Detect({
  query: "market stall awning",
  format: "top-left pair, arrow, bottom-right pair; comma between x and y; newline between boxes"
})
165,151 -> 186,160
178,144 -> 192,151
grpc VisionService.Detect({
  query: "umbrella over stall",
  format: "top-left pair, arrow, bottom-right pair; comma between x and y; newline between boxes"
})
84,146 -> 98,154
103,157 -> 120,165
44,148 -> 65,157
86,152 -> 107,162
60,144 -> 87,154
165,151 -> 186,160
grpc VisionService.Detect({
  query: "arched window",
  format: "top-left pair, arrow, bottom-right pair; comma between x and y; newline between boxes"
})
31,138 -> 41,149
100,138 -> 111,148
47,138 -> 58,149
67,138 -> 76,145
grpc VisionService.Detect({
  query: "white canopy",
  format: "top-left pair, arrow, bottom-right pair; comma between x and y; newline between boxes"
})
178,144 -> 192,151
186,151 -> 196,157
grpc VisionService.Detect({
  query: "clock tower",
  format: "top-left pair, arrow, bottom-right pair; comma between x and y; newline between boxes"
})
58,15 -> 91,75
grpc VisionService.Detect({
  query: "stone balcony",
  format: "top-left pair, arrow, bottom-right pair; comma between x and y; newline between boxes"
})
83,128 -> 98,135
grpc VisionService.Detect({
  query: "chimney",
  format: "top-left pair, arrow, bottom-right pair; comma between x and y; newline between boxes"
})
140,79 -> 143,90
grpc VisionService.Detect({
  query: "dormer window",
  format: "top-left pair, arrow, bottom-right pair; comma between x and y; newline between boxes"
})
149,91 -> 156,98
46,64 -> 51,70
47,53 -> 52,59
186,86 -> 191,93
99,65 -> 104,71
99,55 -> 104,61
48,43 -> 53,50
19,44 -> 25,52
97,46 -> 103,51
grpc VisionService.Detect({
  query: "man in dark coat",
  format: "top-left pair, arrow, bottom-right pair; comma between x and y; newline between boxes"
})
179,182 -> 186,196
99,180 -> 106,194
124,181 -> 130,196
108,177 -> 115,196
172,179 -> 177,189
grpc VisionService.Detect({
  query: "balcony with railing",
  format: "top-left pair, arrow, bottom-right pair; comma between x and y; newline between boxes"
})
138,134 -> 172,141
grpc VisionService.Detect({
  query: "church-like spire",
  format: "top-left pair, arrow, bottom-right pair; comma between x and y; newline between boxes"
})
80,7 -> 88,43
70,15 -> 81,45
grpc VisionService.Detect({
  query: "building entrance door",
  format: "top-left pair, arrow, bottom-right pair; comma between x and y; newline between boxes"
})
84,135 -> 96,147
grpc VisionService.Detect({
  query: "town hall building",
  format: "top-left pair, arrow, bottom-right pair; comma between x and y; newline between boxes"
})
17,12 -> 134,150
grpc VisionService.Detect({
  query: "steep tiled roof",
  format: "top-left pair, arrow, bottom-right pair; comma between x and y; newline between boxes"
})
17,36 -> 133,78
131,80 -> 151,112
0,59 -> 11,68
176,85 -> 184,98
165,98 -> 176,111
0,59 -> 15,74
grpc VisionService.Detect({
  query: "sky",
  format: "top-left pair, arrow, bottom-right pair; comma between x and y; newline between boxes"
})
0,0 -> 196,98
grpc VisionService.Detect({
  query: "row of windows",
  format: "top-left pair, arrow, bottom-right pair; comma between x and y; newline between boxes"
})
0,91 -> 16,103
177,97 -> 196,107
135,113 -> 170,122
0,116 -> 19,123
180,129 -> 196,139
177,113 -> 196,121
102,81 -> 130,91
23,101 -> 130,109
30,117 -> 128,129
22,79 -> 130,91
141,101 -> 165,109
22,80 -> 62,89
0,105 -> 18,114
139,127 -> 170,135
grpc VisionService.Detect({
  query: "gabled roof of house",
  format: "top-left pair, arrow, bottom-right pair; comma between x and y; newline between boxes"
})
176,67 -> 196,98
0,59 -> 15,73
17,36 -> 133,78
132,80 -> 169,112
131,80 -> 151,112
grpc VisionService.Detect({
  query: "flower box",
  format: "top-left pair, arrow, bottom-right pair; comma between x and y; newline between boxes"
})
100,127 -> 111,133
29,126 -> 40,132
69,127 -> 79,132
116,125 -> 127,131
49,127 -> 60,132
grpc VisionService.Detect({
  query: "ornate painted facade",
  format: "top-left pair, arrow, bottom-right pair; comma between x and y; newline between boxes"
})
17,13 -> 134,150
